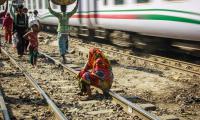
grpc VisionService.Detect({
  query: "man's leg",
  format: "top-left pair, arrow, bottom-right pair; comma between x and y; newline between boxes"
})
33,50 -> 38,66
58,33 -> 67,63
16,33 -> 22,56
29,47 -> 34,65
0,34 -> 1,53
4,30 -> 8,43
8,31 -> 12,44
19,34 -> 25,56
65,35 -> 68,52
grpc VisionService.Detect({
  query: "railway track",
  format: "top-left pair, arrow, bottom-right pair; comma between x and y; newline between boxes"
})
1,42 -> 182,119
40,32 -> 200,77
0,88 -> 9,120
38,32 -> 200,119
1,30 -> 198,117
71,38 -> 200,76
39,51 -> 161,120
2,49 -> 67,120
2,39 -> 187,120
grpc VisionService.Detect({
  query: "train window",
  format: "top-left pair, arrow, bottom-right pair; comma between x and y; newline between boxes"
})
28,0 -> 31,9
104,0 -> 108,5
39,0 -> 43,9
136,0 -> 150,3
32,0 -> 36,9
115,0 -> 124,5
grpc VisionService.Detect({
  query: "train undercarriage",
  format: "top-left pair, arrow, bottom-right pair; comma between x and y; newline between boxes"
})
42,24 -> 200,58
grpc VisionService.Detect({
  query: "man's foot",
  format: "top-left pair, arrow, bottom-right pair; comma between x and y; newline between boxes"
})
61,59 -> 66,64
77,92 -> 85,96
18,55 -> 22,58
61,55 -> 66,64
103,91 -> 111,99
80,95 -> 93,101
66,49 -> 75,54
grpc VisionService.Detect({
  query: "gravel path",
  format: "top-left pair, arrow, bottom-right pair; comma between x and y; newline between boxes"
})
38,32 -> 200,120
0,54 -> 54,119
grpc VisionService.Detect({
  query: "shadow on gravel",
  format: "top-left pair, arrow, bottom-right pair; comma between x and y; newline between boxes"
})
5,96 -> 46,106
0,72 -> 24,77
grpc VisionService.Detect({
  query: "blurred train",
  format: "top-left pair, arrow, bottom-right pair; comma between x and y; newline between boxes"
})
1,0 -> 200,50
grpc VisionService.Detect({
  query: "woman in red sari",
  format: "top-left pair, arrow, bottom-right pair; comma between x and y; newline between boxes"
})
2,13 -> 13,43
78,48 -> 114,98
0,0 -> 8,53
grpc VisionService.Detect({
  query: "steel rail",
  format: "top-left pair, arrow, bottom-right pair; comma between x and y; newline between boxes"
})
71,40 -> 200,75
102,48 -> 200,75
39,51 -> 160,120
42,32 -> 199,75
0,89 -> 10,120
104,49 -> 200,75
1,48 -> 68,120
149,54 -> 200,68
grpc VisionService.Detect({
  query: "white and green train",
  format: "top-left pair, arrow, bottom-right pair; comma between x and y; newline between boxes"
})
1,0 -> 200,43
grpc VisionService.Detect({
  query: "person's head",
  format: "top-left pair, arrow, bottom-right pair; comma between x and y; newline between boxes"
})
60,5 -> 67,13
88,48 -> 102,61
6,13 -> 10,17
33,10 -> 38,16
23,8 -> 28,14
88,47 -> 109,65
31,24 -> 39,32
18,5 -> 24,14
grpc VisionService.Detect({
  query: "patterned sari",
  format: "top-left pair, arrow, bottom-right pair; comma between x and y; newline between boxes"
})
78,48 -> 113,91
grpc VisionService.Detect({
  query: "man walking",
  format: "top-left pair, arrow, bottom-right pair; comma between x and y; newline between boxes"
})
48,0 -> 78,63
10,3 -> 28,57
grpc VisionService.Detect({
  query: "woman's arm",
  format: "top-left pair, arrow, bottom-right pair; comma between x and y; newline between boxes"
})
9,1 -> 15,18
23,32 -> 30,41
48,0 -> 60,18
4,0 -> 8,13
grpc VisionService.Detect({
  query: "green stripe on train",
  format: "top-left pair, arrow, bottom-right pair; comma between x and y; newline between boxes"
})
86,9 -> 200,16
138,14 -> 200,24
40,14 -> 200,25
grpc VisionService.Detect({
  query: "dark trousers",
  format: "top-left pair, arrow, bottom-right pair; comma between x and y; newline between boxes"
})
24,40 -> 29,51
29,47 -> 38,65
16,32 -> 26,56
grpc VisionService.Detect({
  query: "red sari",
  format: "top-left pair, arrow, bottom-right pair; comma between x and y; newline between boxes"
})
78,48 -> 113,91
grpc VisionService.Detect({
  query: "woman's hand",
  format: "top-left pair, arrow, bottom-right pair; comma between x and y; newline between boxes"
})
77,69 -> 86,79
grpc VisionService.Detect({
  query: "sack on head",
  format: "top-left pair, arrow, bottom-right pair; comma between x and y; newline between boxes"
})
51,0 -> 76,5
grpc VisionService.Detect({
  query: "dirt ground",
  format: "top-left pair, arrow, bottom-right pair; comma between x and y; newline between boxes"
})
39,33 -> 200,120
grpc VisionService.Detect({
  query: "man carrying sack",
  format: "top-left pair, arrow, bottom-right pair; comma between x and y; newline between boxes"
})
48,0 -> 78,63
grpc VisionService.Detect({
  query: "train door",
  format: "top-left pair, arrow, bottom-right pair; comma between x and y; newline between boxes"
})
77,0 -> 82,25
84,0 -> 98,27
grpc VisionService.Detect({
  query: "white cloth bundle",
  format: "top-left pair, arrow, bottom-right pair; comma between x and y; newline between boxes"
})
12,33 -> 18,48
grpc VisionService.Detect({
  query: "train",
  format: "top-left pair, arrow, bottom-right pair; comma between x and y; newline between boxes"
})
1,0 -> 200,49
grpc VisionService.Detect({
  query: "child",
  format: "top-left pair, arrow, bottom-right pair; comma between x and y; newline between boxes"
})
2,13 -> 13,44
23,23 -> 39,67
